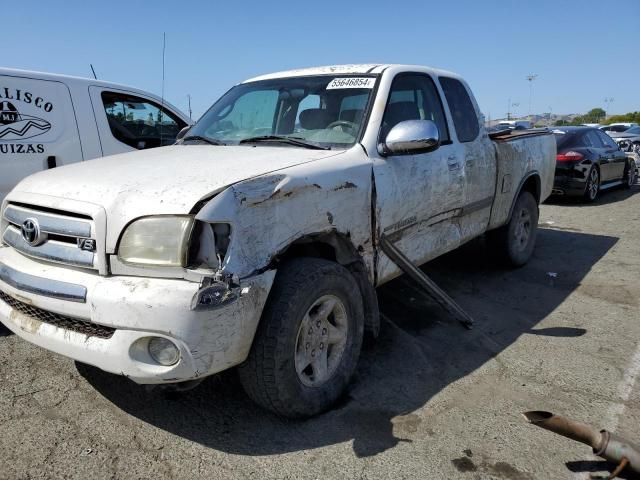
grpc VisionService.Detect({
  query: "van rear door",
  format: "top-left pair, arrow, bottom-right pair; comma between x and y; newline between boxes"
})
0,74 -> 83,200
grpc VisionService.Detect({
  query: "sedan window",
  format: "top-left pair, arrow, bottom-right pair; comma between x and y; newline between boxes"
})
583,131 -> 603,148
596,130 -> 620,149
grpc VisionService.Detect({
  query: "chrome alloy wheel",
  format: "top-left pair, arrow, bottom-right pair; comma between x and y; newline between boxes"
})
294,294 -> 348,387
587,168 -> 599,200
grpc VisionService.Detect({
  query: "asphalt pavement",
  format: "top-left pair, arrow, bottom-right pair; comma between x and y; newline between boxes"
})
1,183 -> 639,479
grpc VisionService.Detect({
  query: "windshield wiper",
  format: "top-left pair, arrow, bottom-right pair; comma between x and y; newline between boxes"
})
182,135 -> 226,146
239,135 -> 330,150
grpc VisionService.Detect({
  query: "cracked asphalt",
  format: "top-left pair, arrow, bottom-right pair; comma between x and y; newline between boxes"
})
1,183 -> 639,479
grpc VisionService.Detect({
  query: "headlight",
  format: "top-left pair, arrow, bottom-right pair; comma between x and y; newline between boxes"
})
118,216 -> 194,267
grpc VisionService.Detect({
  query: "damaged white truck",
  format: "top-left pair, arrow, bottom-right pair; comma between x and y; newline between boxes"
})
0,65 -> 555,417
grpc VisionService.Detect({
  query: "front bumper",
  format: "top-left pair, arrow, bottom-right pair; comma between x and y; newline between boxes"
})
0,246 -> 275,384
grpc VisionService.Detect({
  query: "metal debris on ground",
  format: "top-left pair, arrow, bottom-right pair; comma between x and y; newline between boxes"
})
523,411 -> 640,479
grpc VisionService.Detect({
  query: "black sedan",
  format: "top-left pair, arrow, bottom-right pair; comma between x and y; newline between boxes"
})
552,126 -> 637,202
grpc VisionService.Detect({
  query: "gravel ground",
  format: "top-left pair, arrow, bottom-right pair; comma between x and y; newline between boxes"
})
1,182 -> 639,480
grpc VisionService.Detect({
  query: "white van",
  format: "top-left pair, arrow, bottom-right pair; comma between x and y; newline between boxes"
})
0,68 -> 190,201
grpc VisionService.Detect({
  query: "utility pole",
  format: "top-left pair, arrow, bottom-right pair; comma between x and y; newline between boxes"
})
526,74 -> 538,121
507,99 -> 520,120
187,94 -> 192,120
604,97 -> 614,122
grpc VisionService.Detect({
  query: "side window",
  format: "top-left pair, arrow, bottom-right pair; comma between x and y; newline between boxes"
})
439,77 -> 479,143
596,130 -> 619,149
101,92 -> 186,149
583,131 -> 603,148
380,73 -> 450,143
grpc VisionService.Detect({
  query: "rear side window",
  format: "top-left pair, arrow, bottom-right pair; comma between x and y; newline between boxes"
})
596,130 -> 619,149
439,77 -> 479,142
584,131 -> 603,148
101,92 -> 187,150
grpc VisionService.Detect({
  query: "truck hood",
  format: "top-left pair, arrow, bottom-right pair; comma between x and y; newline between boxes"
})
11,144 -> 344,249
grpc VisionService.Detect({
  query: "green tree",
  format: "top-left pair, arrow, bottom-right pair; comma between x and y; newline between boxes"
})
604,112 -> 640,124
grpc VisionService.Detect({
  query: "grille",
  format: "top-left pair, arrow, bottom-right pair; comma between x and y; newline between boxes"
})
2,203 -> 96,270
0,290 -> 115,339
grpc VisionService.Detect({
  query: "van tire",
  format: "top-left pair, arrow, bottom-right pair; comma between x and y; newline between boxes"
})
489,191 -> 539,267
238,257 -> 364,418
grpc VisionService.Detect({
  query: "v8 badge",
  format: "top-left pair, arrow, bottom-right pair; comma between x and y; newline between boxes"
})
77,238 -> 96,252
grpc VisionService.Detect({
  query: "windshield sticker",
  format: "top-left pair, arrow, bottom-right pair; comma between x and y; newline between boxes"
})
326,78 -> 375,90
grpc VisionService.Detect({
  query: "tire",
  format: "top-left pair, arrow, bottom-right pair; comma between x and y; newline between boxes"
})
489,191 -> 539,267
623,159 -> 637,189
583,166 -> 600,202
238,257 -> 364,418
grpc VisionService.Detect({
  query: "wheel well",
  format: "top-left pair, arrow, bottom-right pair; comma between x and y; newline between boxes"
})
521,174 -> 541,205
273,232 -> 380,337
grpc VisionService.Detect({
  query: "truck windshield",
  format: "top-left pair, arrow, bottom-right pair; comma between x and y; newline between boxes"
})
186,75 -> 378,149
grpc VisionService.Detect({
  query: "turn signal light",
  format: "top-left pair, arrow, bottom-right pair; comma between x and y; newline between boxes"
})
556,151 -> 584,162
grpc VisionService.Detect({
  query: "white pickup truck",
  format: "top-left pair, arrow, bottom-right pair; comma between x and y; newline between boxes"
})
0,64 -> 555,417
0,68 -> 190,201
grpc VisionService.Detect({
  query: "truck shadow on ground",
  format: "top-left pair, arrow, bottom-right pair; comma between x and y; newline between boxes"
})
78,227 -> 618,458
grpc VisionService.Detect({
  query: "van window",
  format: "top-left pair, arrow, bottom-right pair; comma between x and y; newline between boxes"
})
101,92 -> 187,149
439,77 -> 480,142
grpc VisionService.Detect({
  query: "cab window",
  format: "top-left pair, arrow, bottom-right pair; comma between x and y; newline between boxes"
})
101,92 -> 187,149
439,77 -> 480,142
379,73 -> 450,143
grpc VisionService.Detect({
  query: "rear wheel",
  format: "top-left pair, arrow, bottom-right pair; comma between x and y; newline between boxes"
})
584,166 -> 600,202
238,257 -> 364,418
624,159 -> 637,189
489,190 -> 539,267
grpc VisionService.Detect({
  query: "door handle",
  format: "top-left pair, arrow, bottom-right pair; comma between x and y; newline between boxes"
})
447,156 -> 460,171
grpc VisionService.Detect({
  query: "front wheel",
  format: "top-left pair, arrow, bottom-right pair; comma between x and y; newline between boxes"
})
488,191 -> 539,267
584,166 -> 600,202
624,160 -> 637,189
238,257 -> 364,418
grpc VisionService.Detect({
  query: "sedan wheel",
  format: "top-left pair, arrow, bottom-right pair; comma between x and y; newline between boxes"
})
584,167 -> 599,202
624,160 -> 637,189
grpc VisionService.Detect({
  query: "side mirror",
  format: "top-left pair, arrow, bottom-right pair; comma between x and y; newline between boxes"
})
176,125 -> 191,141
379,120 -> 440,156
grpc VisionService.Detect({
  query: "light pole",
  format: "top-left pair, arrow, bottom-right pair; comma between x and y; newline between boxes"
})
604,97 -> 614,122
507,99 -> 520,120
526,74 -> 538,121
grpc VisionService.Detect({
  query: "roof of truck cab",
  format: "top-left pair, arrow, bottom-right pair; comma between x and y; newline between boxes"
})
242,64 -> 461,82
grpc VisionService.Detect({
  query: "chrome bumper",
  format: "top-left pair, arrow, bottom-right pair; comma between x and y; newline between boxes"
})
0,261 -> 87,303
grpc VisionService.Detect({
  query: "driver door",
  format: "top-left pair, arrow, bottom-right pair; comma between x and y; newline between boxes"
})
372,73 -> 465,284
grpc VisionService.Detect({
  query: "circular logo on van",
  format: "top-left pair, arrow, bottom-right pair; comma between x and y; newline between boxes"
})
0,101 -> 51,141
21,218 -> 43,246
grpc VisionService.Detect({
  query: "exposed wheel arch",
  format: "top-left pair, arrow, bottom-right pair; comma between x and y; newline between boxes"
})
507,172 -> 541,221
269,231 -> 380,337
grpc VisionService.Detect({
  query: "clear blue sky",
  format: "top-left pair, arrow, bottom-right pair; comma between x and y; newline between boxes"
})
5,0 -> 639,120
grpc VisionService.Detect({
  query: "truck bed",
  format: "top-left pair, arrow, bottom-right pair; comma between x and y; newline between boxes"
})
488,129 -> 556,229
